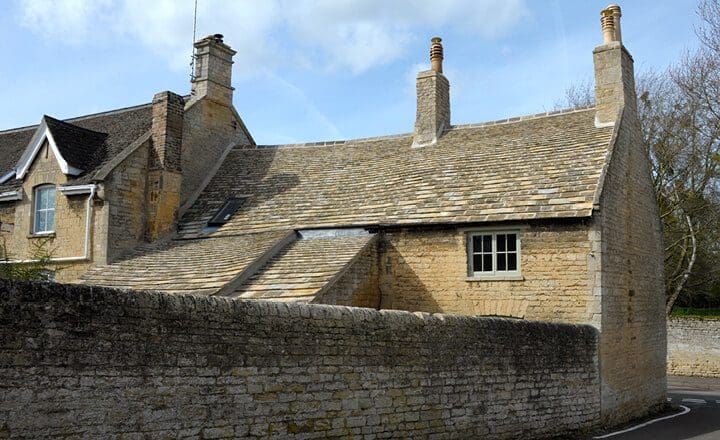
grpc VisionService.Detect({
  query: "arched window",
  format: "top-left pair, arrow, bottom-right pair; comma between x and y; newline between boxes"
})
33,185 -> 56,234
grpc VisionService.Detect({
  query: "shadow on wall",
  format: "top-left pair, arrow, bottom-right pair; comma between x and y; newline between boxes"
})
378,237 -> 443,313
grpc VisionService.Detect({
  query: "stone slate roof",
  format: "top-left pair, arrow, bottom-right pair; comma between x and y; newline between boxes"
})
43,116 -> 109,173
232,234 -> 375,302
0,103 -> 152,192
178,108 -> 614,238
83,106 -> 615,299
80,231 -> 291,295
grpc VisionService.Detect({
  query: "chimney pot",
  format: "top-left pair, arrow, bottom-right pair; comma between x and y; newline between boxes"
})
601,8 -> 617,44
606,4 -> 622,42
430,37 -> 444,73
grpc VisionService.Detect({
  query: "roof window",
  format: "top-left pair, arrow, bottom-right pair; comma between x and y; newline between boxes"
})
208,197 -> 246,226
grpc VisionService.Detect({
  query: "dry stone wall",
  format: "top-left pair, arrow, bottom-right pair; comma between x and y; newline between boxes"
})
0,280 -> 600,439
668,318 -> 720,377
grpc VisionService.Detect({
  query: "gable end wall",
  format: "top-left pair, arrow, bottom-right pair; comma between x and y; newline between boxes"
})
181,100 -> 252,207
594,109 -> 666,424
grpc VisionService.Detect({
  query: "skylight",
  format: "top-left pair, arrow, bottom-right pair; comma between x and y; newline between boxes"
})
208,197 -> 246,226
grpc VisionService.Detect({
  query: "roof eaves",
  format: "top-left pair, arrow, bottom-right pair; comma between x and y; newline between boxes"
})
0,188 -> 22,202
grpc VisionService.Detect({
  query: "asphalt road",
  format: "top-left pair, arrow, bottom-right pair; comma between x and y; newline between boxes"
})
592,376 -> 720,440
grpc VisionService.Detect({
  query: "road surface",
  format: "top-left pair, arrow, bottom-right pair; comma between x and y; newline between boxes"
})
592,376 -> 720,440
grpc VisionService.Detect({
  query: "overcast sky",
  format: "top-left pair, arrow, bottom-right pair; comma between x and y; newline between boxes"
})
0,0 -> 702,144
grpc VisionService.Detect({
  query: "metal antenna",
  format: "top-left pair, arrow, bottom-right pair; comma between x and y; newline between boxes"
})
189,0 -> 199,83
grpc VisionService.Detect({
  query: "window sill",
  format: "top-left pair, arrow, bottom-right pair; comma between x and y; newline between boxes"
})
465,275 -> 524,282
27,232 -> 55,239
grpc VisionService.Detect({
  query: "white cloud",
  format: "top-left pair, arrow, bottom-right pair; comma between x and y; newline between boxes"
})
18,0 -> 115,43
16,0 -> 528,75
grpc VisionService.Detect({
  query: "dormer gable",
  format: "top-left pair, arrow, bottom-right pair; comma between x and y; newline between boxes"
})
15,116 -> 108,180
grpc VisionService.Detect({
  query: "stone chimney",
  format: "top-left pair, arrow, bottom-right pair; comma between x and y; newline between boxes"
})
191,34 -> 236,107
146,91 -> 184,242
413,37 -> 450,148
593,4 -> 636,126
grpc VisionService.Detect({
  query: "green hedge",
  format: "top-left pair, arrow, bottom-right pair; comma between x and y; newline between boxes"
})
671,307 -> 720,319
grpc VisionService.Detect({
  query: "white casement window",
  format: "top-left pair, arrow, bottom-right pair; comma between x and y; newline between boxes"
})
467,231 -> 521,278
33,185 -> 56,234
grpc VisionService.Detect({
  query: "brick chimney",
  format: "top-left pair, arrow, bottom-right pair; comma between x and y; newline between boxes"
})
413,37 -> 450,148
593,4 -> 636,126
191,34 -> 236,107
146,91 -> 184,242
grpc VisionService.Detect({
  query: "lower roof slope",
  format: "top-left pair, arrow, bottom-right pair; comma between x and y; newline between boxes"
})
231,234 -> 375,302
178,108 -> 613,238
80,230 -> 290,295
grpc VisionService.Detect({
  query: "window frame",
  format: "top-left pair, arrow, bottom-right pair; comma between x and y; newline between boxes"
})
33,184 -> 57,235
466,230 -> 522,280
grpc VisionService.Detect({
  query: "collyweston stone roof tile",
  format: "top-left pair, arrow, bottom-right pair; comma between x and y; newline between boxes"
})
80,230 -> 291,295
178,107 -> 614,238
83,106 -> 613,298
232,234 -> 375,302
43,116 -> 109,173
0,102 -> 152,192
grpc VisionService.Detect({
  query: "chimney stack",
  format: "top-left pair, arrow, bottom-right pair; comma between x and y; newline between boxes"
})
146,91 -> 185,242
413,37 -> 450,148
593,4 -> 636,126
191,34 -> 236,107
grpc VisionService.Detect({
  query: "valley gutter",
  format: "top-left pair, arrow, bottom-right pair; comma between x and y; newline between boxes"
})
0,184 -> 96,264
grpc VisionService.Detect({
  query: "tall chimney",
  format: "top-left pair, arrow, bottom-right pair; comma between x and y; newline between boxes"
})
191,34 -> 236,107
593,4 -> 636,126
413,37 -> 450,148
147,91 -> 184,242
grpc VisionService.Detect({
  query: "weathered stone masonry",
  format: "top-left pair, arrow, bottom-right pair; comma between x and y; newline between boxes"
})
0,279 -> 600,439
668,318 -> 720,378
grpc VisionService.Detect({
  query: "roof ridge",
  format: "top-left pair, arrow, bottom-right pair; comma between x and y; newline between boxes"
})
0,100 -> 157,135
243,106 -> 597,150
43,115 -> 109,136
65,101 -> 154,124
450,106 -> 596,131
249,132 -> 413,150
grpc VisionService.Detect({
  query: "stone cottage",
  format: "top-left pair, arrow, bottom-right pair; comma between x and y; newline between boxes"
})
0,5 -> 664,425
0,34 -> 252,280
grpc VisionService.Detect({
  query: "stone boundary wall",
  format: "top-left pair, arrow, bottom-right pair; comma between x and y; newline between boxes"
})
668,318 -> 720,377
0,280 -> 600,439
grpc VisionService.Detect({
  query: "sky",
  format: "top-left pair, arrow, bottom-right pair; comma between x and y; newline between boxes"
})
0,0 -> 703,145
